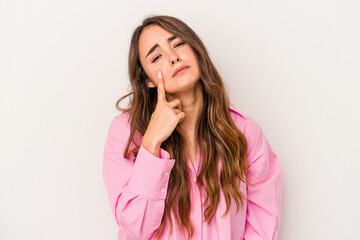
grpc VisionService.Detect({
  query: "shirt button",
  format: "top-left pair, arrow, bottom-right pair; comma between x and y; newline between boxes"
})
164,172 -> 168,176
194,210 -> 198,216
161,188 -> 165,193
193,177 -> 197,182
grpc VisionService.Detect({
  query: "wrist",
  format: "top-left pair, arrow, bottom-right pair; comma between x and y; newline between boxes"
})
142,136 -> 162,158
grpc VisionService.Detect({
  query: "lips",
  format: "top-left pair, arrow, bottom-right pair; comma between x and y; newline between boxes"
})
172,65 -> 190,77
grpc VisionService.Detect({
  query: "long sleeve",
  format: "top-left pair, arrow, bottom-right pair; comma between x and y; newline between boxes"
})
243,118 -> 282,240
102,114 -> 175,240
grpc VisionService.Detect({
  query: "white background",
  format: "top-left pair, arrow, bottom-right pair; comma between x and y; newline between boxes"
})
1,0 -> 359,239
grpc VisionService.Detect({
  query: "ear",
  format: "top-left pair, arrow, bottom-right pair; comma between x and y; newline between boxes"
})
145,77 -> 156,88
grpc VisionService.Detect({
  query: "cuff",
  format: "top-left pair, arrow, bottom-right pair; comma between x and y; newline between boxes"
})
126,143 -> 176,200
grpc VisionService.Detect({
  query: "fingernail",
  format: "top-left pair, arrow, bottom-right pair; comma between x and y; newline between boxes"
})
158,71 -> 162,79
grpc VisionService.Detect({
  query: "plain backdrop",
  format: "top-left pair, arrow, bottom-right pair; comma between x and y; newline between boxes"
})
1,0 -> 359,239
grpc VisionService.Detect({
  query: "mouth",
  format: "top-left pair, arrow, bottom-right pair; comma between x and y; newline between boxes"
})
172,65 -> 190,77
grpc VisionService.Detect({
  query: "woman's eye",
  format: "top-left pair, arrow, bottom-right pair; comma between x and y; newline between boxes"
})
152,55 -> 161,63
175,42 -> 185,47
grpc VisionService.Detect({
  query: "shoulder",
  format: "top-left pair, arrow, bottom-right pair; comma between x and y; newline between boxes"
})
114,110 -> 131,125
229,105 -> 263,136
106,111 -> 132,139
229,105 -> 268,155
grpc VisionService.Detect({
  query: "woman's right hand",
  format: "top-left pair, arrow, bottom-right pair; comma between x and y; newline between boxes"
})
142,71 -> 185,156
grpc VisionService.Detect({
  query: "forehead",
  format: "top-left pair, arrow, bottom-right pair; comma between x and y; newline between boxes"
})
138,25 -> 174,57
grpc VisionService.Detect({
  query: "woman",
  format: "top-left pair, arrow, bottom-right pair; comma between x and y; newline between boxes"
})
102,15 -> 282,240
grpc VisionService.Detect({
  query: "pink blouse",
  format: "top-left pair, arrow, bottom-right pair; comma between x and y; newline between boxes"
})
102,106 -> 282,240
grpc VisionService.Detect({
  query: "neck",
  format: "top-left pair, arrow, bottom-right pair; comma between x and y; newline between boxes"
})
166,81 -> 203,134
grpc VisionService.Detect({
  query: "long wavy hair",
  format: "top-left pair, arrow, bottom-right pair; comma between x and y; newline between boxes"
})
116,14 -> 249,239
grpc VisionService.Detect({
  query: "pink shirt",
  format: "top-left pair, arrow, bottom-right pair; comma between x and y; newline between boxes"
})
102,106 -> 282,240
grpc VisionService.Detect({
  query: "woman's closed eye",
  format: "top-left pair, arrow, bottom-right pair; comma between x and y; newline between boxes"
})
152,42 -> 185,63
175,41 -> 185,47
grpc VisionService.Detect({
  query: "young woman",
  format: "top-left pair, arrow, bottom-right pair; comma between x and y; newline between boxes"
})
102,15 -> 282,240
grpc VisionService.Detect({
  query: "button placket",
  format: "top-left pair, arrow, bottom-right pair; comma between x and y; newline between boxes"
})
188,150 -> 203,239
161,171 -> 170,195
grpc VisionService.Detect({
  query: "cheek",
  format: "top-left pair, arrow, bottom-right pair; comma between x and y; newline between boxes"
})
185,49 -> 198,65
143,65 -> 155,80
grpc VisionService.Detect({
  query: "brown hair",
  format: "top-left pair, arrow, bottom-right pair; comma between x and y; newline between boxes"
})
116,14 -> 249,239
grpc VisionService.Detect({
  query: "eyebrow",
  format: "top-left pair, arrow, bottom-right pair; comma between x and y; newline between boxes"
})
145,35 -> 178,59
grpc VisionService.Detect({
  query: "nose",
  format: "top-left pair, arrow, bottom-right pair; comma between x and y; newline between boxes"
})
171,58 -> 179,65
168,51 -> 181,65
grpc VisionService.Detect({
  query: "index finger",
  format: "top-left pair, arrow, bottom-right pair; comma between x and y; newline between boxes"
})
157,71 -> 167,103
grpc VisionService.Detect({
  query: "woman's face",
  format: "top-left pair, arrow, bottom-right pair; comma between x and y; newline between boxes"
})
138,24 -> 201,95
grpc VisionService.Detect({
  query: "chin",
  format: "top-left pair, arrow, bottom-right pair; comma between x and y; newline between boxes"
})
170,81 -> 198,93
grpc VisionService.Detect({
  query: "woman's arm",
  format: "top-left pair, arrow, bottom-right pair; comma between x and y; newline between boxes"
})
102,115 -> 175,239
243,118 -> 282,240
